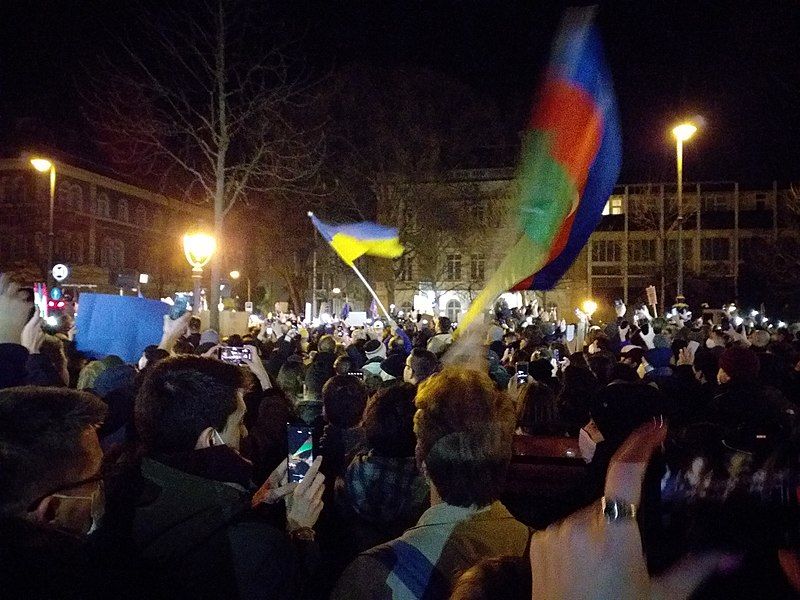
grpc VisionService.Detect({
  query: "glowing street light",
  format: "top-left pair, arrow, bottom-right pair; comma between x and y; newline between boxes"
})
229,269 -> 251,303
229,270 -> 240,280
30,157 -> 57,287
582,299 -> 598,319
183,231 -> 216,313
671,121 -> 698,298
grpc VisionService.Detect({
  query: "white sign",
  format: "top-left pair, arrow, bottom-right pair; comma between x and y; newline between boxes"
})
244,301 -> 254,313
52,263 -> 69,282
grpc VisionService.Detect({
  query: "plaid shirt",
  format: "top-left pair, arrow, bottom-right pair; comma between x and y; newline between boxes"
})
341,452 -> 429,527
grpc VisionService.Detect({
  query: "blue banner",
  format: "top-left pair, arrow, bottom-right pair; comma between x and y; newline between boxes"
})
75,294 -> 169,364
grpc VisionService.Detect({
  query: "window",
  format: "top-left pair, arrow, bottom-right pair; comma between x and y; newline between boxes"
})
487,196 -> 504,228
628,239 -> 656,262
591,240 -> 621,263
470,253 -> 485,281
100,238 -> 125,269
701,237 -> 730,261
666,239 -> 693,262
469,200 -> 486,225
701,194 -> 731,212
118,198 -> 130,222
602,196 -> 623,215
135,204 -> 147,226
445,253 -> 462,281
96,192 -> 111,218
398,255 -> 414,282
445,299 -> 462,323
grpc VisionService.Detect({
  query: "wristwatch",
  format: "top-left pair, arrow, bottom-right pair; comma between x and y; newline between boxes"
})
601,496 -> 637,522
289,526 -> 316,542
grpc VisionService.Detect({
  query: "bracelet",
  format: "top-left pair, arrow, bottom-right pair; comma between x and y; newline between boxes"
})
601,496 -> 637,522
288,526 -> 316,542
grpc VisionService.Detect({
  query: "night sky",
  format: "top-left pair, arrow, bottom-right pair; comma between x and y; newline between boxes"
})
2,1 -> 800,187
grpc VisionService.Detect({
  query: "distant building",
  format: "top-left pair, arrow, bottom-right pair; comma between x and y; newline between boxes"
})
0,158 -> 206,294
377,167 -> 784,322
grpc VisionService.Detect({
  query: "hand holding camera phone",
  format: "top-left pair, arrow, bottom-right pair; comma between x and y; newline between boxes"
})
515,361 -> 529,384
218,346 -> 252,365
287,424 -> 314,483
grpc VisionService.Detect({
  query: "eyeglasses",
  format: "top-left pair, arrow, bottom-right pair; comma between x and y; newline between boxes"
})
26,465 -> 117,512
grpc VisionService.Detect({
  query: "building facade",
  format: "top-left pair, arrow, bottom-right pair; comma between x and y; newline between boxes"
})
377,168 -> 784,322
0,158 -> 205,294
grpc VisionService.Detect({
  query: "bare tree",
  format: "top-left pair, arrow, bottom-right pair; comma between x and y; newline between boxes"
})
86,0 -> 324,329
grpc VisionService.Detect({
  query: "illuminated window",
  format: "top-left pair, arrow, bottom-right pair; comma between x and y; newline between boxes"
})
446,299 -> 462,323
602,196 -> 624,215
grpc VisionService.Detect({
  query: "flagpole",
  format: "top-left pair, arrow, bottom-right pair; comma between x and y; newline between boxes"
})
349,262 -> 392,322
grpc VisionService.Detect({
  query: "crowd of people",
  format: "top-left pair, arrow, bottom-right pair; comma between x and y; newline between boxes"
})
2,271 -> 800,598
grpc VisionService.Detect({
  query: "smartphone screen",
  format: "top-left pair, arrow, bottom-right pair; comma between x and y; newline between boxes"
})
287,424 -> 314,483
515,361 -> 528,384
218,346 -> 252,365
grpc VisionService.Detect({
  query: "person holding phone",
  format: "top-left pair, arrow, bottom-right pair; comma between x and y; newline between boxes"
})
127,355 -> 326,598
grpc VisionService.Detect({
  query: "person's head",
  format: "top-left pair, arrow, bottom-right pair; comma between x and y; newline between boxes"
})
138,344 -> 170,371
317,334 -> 336,355
333,355 -> 352,375
77,360 -> 108,391
404,348 -> 439,385
435,316 -> 452,335
321,374 -> 368,428
717,346 -> 760,384
135,356 -> 248,453
171,337 -> 195,355
387,335 -> 406,355
516,380 -> 558,435
188,316 -> 201,333
587,353 -> 615,387
609,362 -> 640,383
362,383 -> 418,457
0,387 -> 106,534
364,338 -> 387,361
414,367 -> 515,507
276,358 -> 304,399
619,345 -> 644,368
450,556 -> 532,600
692,347 -> 719,384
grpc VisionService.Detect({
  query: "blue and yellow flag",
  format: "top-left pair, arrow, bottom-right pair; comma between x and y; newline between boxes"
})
309,213 -> 404,266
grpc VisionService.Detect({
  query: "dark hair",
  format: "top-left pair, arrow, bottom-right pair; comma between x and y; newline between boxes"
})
362,384 -> 418,457
451,556 -> 531,600
0,387 -> 107,517
333,355 -> 352,375
225,334 -> 244,348
587,353 -> 615,388
277,359 -> 304,400
609,363 -> 640,383
321,375 -> 367,428
517,381 -> 559,435
436,316 -> 452,334
172,338 -> 195,355
143,345 -> 170,365
135,356 -> 246,453
408,348 -> 438,383
388,336 -> 406,354
39,335 -> 67,378
318,334 -> 337,354
188,316 -> 201,331
414,367 -> 515,507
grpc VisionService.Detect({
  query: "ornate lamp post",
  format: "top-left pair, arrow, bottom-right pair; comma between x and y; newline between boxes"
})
183,231 -> 216,313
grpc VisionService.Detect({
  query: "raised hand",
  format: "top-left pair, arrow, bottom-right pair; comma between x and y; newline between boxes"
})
0,274 -> 33,345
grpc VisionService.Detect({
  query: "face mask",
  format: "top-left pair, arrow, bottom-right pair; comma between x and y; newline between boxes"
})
579,427 -> 597,463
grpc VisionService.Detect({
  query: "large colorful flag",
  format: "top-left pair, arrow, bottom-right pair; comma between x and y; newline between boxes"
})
309,212 -> 404,266
459,8 -> 621,331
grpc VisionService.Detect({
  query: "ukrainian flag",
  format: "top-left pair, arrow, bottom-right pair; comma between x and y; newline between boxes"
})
309,213 -> 404,266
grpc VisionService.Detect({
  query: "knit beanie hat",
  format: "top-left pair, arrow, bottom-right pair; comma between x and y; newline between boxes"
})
644,347 -> 673,369
380,354 -> 405,379
77,360 -> 108,391
364,339 -> 386,361
718,346 -> 760,382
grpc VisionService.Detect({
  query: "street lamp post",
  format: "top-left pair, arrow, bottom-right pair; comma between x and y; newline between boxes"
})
183,231 -> 216,313
671,122 -> 697,298
30,158 -> 56,288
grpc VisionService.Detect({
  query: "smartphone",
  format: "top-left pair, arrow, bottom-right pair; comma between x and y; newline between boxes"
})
614,299 -> 624,308
287,424 -> 314,483
515,361 -> 528,384
218,346 -> 252,365
553,349 -> 560,362
33,283 -> 48,318
170,295 -> 189,320
348,371 -> 365,379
